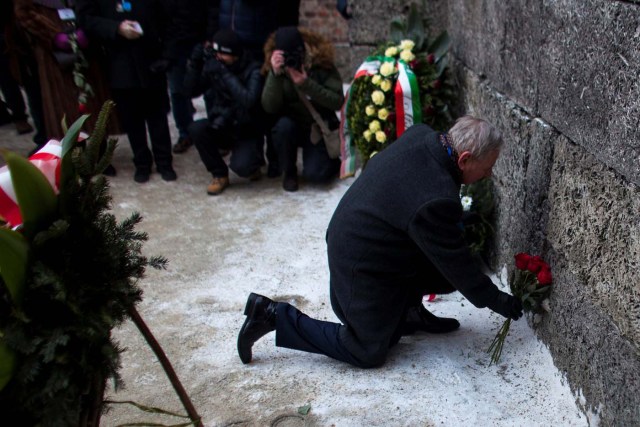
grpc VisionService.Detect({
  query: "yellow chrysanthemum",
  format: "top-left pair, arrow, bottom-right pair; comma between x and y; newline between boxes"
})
399,39 -> 415,51
384,46 -> 398,57
371,74 -> 382,85
400,49 -> 415,62
371,90 -> 385,105
377,108 -> 389,120
375,130 -> 387,143
363,130 -> 372,141
365,105 -> 376,116
380,79 -> 392,92
379,62 -> 396,77
369,120 -> 381,132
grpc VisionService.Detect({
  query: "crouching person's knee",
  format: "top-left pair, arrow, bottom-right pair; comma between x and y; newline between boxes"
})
351,348 -> 388,369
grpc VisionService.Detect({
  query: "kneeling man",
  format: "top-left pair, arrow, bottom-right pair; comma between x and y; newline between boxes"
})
238,116 -> 523,368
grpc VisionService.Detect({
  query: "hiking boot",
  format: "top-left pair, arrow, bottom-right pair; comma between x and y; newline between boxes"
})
207,176 -> 229,195
401,305 -> 460,335
158,166 -> 177,181
172,137 -> 192,153
282,174 -> 298,192
15,120 -> 33,135
237,293 -> 278,364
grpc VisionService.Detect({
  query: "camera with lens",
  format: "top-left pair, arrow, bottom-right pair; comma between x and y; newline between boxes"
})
283,50 -> 304,71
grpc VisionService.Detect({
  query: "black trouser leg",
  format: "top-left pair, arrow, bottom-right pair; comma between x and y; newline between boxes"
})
275,303 -> 374,367
270,116 -> 301,177
112,88 -> 152,171
189,118 -> 229,177
229,134 -> 263,177
143,87 -> 173,169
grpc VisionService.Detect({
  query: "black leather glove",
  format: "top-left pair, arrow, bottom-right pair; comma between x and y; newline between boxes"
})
488,291 -> 523,320
203,57 -> 226,75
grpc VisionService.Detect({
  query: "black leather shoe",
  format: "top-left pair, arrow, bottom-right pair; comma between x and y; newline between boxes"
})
158,166 -> 177,181
134,168 -> 150,183
282,174 -> 298,192
238,293 -> 278,364
401,305 -> 460,335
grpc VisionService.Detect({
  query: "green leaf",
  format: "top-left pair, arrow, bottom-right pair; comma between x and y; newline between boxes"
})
0,227 -> 28,305
389,20 -> 406,44
436,55 -> 448,78
0,339 -> 16,391
297,404 -> 311,415
428,31 -> 451,60
61,114 -> 90,159
406,3 -> 425,50
1,150 -> 57,238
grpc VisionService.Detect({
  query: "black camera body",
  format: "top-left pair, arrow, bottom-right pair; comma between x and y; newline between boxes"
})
283,50 -> 304,71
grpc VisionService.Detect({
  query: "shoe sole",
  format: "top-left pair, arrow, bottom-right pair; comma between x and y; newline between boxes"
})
237,293 -> 260,364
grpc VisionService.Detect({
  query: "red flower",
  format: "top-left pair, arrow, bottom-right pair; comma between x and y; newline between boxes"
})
527,255 -> 545,273
432,79 -> 442,90
78,103 -> 88,114
537,267 -> 553,285
387,112 -> 396,123
427,53 -> 435,64
423,105 -> 435,116
514,253 -> 531,270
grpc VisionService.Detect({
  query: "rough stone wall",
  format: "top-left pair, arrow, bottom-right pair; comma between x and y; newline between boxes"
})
345,0 -> 640,425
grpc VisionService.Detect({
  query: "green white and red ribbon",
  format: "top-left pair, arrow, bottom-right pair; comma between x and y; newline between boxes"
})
394,60 -> 422,137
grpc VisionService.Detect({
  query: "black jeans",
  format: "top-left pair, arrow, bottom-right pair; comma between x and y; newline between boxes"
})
189,118 -> 263,178
111,87 -> 173,171
270,115 -> 339,182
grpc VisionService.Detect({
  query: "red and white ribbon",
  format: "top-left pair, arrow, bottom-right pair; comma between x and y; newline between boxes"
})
394,60 -> 422,137
0,140 -> 63,228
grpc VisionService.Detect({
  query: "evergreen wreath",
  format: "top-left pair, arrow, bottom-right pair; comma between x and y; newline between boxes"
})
0,102 -> 167,425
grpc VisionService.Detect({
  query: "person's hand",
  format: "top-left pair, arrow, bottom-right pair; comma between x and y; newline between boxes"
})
286,66 -> 308,86
270,50 -> 285,75
118,20 -> 142,40
488,291 -> 523,320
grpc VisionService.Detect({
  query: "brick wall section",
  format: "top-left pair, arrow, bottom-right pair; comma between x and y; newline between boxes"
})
298,0 -> 348,43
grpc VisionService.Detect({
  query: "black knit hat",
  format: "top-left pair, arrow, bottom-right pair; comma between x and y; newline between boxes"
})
275,26 -> 305,52
212,29 -> 242,55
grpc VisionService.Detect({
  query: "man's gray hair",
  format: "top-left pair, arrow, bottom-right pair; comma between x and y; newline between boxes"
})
448,115 -> 503,158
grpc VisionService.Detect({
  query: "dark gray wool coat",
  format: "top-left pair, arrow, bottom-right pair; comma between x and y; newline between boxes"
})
326,124 -> 503,365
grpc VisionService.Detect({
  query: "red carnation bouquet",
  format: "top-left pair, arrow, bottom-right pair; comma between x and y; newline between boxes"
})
488,253 -> 553,365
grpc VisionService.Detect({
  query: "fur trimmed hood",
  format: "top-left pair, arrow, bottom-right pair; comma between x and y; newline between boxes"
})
261,28 -> 336,75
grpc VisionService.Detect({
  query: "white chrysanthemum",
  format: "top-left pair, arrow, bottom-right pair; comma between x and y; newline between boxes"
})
363,130 -> 372,141
461,196 -> 473,211
375,130 -> 387,143
371,74 -> 382,85
400,49 -> 415,62
365,105 -> 376,116
368,120 -> 381,132
377,108 -> 389,120
399,39 -> 415,51
379,61 -> 396,77
384,46 -> 399,57
371,90 -> 385,105
380,79 -> 392,92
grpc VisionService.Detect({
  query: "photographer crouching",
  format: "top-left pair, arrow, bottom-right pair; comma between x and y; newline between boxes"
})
186,29 -> 265,195
262,27 -> 344,192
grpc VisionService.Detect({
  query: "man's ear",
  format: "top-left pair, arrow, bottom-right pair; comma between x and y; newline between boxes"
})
457,151 -> 473,171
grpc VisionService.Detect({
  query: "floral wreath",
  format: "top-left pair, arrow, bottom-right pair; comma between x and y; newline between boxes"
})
339,4 -> 457,177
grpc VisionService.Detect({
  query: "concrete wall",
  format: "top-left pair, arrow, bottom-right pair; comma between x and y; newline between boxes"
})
345,0 -> 640,425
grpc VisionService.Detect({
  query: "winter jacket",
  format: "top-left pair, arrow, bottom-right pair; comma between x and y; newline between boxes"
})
76,0 -> 170,89
185,45 -> 263,132
261,29 -> 344,128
